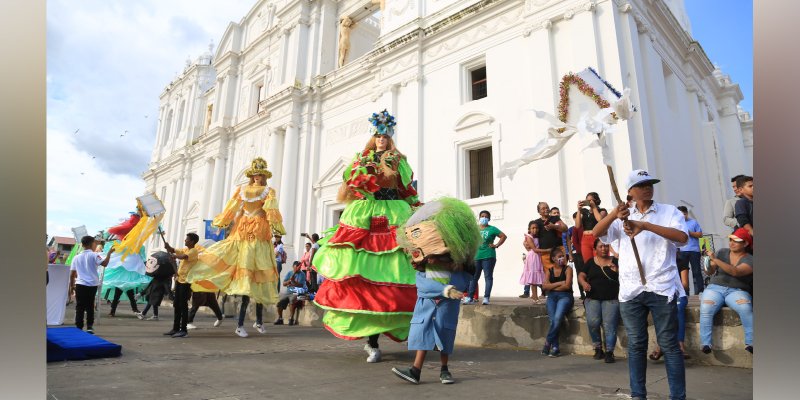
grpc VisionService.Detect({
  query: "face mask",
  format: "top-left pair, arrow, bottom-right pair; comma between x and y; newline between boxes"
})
479,217 -> 489,225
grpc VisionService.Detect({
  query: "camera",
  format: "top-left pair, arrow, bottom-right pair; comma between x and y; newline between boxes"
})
580,200 -> 591,207
300,233 -> 307,237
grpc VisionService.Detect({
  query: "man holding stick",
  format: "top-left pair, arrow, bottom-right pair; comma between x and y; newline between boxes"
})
592,169 -> 689,400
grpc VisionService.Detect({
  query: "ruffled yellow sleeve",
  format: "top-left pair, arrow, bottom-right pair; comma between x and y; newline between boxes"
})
262,187 -> 286,235
212,186 -> 243,228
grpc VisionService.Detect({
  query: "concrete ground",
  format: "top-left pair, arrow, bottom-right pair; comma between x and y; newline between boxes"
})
47,302 -> 752,400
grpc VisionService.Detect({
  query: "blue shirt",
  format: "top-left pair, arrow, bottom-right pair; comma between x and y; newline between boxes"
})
284,270 -> 307,294
679,218 -> 702,252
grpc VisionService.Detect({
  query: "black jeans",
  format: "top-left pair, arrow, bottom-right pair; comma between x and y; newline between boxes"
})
74,284 -> 98,329
172,283 -> 192,332
238,295 -> 262,327
188,292 -> 223,322
110,288 -> 139,314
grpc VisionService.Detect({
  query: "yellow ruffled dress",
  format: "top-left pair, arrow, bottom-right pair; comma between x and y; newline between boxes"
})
186,184 -> 286,305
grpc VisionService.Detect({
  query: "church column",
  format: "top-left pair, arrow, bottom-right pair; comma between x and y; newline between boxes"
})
209,155 -> 226,216
168,179 -> 179,243
200,157 -> 214,220
177,158 -> 193,237
278,123 -> 300,244
266,129 -> 286,194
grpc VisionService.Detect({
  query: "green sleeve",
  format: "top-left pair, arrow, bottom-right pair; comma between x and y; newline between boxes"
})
397,157 -> 414,188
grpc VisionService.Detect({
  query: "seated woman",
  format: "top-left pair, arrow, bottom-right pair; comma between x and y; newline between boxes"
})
700,228 -> 753,354
578,239 -> 620,363
541,247 -> 574,358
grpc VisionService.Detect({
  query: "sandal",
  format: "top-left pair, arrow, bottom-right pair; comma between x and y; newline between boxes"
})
648,349 -> 663,361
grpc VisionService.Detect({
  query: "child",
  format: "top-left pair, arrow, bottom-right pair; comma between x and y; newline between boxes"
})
392,197 -> 481,385
520,221 -> 547,303
69,236 -> 115,334
163,233 -> 200,338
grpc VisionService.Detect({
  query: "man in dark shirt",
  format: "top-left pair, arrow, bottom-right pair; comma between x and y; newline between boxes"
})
534,202 -> 567,271
734,176 -> 753,237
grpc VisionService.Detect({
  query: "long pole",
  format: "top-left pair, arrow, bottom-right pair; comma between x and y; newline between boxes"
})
606,165 -> 647,285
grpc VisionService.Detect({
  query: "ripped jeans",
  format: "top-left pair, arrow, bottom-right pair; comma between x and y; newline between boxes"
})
584,298 -> 620,352
699,284 -> 753,346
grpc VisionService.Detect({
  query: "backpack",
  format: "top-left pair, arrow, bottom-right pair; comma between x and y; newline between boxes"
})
276,246 -> 287,263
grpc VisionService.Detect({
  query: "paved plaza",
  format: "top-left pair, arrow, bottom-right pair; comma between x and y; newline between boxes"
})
47,302 -> 752,400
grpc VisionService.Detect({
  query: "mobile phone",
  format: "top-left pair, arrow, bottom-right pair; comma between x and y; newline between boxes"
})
581,200 -> 591,207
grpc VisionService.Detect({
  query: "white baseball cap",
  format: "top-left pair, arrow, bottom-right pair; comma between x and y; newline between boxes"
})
626,169 -> 661,191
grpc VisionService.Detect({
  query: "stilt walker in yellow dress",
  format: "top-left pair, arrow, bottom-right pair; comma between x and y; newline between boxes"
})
186,157 -> 286,337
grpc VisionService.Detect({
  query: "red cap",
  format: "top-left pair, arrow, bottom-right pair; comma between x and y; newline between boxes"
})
728,228 -> 753,247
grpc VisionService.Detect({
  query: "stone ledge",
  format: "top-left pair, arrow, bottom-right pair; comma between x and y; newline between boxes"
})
201,295 -> 751,369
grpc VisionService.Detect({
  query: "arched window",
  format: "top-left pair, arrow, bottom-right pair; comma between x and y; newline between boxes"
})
162,109 -> 174,145
176,101 -> 186,134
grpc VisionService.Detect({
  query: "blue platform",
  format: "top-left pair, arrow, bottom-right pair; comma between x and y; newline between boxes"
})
46,327 -> 122,362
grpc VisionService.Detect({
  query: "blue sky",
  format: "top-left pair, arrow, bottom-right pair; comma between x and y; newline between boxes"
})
685,1 -> 753,115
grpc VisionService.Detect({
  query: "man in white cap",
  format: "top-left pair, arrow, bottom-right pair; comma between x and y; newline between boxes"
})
592,169 -> 689,400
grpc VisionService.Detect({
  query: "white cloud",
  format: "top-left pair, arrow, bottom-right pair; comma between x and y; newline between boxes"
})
47,0 -> 254,238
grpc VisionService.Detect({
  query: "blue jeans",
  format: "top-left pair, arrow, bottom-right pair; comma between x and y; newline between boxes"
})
620,291 -> 685,400
523,285 -> 530,296
467,258 -> 497,299
699,284 -> 753,346
545,291 -> 574,348
677,296 -> 687,342
677,251 -> 704,294
584,298 -> 620,352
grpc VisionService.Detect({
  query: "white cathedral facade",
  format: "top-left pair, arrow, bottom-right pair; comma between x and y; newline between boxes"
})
143,0 -> 753,297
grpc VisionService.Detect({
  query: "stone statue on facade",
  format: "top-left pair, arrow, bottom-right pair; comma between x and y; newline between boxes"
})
338,16 -> 355,68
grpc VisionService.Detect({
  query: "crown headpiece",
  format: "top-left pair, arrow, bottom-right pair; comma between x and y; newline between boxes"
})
368,109 -> 396,137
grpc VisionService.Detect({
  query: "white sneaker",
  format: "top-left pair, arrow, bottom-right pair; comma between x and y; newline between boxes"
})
235,327 -> 248,338
147,315 -> 159,321
367,347 -> 381,362
461,297 -> 475,305
213,318 -> 222,327
186,323 -> 197,330
482,297 -> 490,305
254,324 -> 267,334
136,312 -> 144,320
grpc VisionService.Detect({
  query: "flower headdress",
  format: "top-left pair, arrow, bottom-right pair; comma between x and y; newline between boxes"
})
368,109 -> 396,137
244,157 -> 272,179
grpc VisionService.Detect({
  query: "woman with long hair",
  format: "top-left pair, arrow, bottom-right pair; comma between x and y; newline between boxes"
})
541,247 -> 574,358
313,109 -> 421,363
186,157 -> 286,338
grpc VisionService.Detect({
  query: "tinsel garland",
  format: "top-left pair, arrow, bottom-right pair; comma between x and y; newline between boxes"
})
557,73 -> 618,133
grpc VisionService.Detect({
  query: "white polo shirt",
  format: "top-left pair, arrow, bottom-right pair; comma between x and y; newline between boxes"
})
600,202 -> 688,302
70,249 -> 104,286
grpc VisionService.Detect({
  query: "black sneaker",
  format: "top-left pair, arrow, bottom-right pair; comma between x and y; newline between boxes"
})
541,343 -> 551,356
273,318 -> 284,325
745,345 -> 753,354
440,370 -> 455,384
171,331 -> 188,338
593,348 -> 605,360
392,367 -> 420,384
163,329 -> 178,336
548,347 -> 561,358
518,293 -> 530,298
604,351 -> 615,363
288,318 -> 295,326
86,327 -> 95,335
701,345 -> 712,354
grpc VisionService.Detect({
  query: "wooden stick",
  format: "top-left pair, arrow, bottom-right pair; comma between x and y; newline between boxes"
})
606,165 -> 647,285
